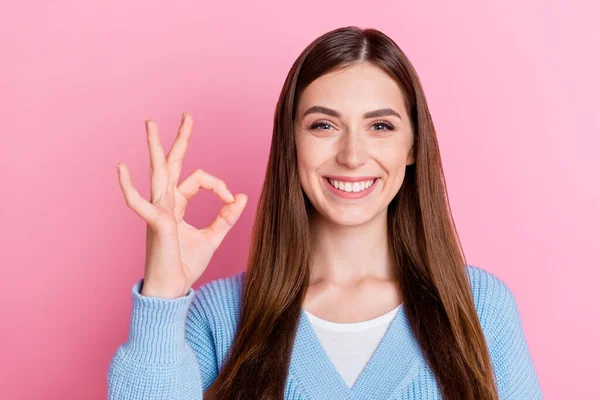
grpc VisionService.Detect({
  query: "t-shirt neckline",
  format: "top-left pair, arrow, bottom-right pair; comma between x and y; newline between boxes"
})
302,305 -> 401,332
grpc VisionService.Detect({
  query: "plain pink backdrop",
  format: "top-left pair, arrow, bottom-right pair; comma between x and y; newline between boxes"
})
1,0 -> 598,399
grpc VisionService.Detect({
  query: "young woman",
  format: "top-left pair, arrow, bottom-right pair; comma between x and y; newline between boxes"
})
108,26 -> 542,400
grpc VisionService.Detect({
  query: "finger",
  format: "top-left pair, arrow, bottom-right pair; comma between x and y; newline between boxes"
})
165,112 -> 194,192
117,163 -> 159,223
177,168 -> 236,204
145,120 -> 168,203
207,193 -> 248,249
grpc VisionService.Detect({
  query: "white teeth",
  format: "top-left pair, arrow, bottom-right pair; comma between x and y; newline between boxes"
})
327,178 -> 376,193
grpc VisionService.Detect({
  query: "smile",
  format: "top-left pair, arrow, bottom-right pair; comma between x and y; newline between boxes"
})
323,177 -> 380,199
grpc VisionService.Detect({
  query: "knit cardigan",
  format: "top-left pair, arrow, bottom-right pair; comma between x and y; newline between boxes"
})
107,264 -> 543,399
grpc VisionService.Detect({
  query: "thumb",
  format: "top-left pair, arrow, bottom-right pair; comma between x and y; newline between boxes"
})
208,193 -> 248,249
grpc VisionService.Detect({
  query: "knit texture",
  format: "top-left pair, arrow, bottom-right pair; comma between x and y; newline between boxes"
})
107,265 -> 543,399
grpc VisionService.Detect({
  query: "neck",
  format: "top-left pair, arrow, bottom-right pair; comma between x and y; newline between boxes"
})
307,208 -> 395,286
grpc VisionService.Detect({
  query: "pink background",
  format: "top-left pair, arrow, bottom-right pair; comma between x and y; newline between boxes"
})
1,1 -> 598,399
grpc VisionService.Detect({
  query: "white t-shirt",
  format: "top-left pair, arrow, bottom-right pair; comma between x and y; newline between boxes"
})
304,305 -> 401,388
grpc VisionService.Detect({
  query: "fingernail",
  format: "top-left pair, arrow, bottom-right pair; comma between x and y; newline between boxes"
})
116,163 -> 120,173
228,192 -> 235,202
181,112 -> 187,123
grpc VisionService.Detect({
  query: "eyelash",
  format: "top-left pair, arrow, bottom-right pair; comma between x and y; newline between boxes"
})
308,120 -> 395,132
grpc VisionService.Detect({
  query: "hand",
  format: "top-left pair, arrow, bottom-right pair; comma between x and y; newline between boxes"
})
116,112 -> 248,299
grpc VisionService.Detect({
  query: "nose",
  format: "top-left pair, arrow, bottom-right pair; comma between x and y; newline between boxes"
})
336,129 -> 368,169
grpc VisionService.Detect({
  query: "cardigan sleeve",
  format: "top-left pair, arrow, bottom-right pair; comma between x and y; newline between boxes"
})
107,278 -> 219,399
469,266 -> 543,400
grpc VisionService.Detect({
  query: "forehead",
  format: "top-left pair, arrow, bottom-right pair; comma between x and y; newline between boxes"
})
296,62 -> 407,117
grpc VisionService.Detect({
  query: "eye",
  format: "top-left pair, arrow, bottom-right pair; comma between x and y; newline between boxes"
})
371,120 -> 395,131
309,120 -> 335,131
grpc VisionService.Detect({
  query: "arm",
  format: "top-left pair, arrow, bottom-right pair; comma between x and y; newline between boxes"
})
483,276 -> 543,399
107,279 -> 219,399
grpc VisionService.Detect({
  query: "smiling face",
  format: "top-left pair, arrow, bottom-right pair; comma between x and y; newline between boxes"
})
294,61 -> 415,226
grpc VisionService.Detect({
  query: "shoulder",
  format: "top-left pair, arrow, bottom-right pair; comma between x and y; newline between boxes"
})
464,264 -> 521,335
195,270 -> 246,304
188,270 -> 247,328
464,267 -> 543,397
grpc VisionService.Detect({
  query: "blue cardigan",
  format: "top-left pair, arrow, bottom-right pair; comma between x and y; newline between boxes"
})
107,264 -> 543,399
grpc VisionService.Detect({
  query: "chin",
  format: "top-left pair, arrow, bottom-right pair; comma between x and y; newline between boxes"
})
322,208 -> 375,227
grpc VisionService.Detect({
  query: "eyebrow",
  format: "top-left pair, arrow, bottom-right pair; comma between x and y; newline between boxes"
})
301,106 -> 402,120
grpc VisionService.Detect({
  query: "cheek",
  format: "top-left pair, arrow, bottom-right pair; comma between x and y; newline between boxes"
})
296,137 -> 329,170
375,139 -> 410,167
295,139 -> 317,188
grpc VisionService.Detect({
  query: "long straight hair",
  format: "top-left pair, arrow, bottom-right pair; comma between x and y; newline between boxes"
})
205,26 -> 499,400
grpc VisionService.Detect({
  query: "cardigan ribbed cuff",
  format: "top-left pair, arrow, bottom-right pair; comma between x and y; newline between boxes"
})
124,278 -> 195,364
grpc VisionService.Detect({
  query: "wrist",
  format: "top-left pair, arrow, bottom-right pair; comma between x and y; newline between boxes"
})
141,279 -> 189,299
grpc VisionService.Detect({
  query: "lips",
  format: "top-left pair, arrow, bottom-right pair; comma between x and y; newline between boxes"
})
322,176 -> 380,199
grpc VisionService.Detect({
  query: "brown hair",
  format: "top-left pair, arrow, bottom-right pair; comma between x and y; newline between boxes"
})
205,26 -> 499,400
